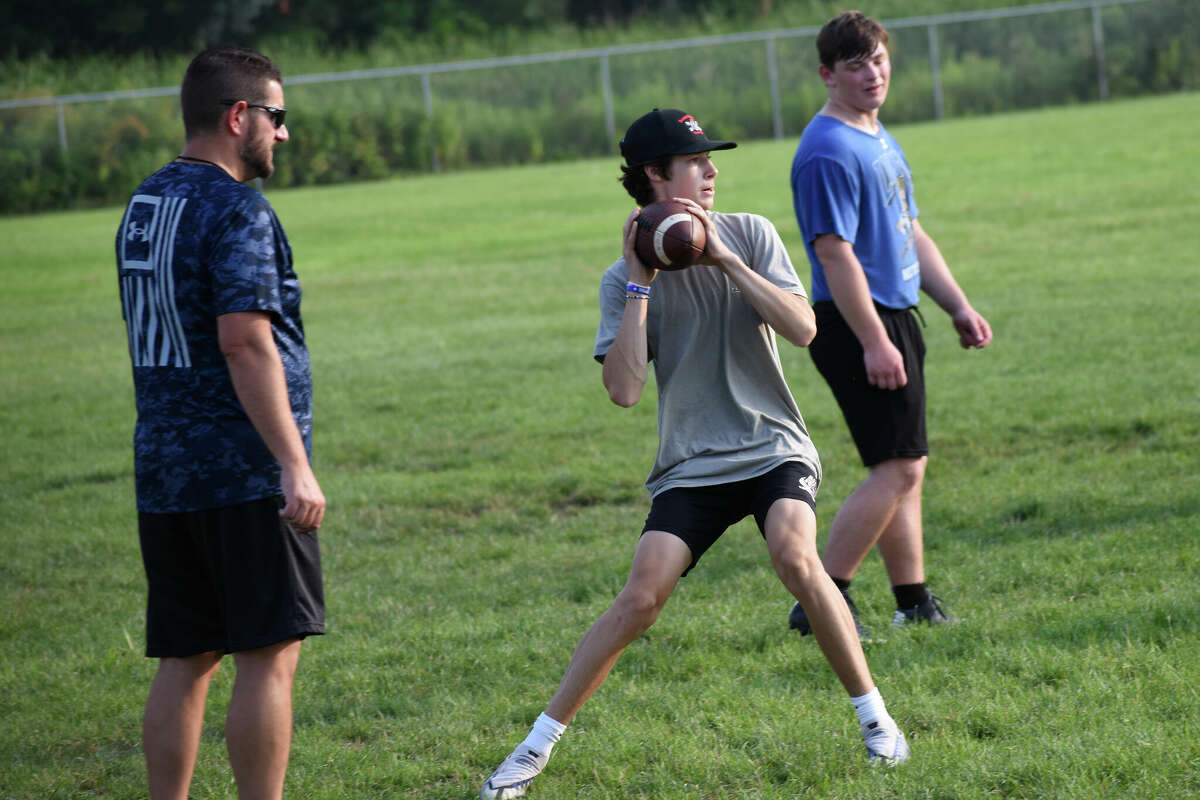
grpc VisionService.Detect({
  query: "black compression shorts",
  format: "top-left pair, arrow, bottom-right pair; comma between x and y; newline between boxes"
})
642,461 -> 819,576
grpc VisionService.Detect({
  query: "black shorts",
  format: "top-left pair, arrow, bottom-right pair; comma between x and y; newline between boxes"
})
642,461 -> 819,576
809,301 -> 928,467
138,496 -> 325,658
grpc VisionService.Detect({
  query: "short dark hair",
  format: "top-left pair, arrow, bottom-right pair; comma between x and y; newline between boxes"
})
181,46 -> 282,138
817,11 -> 889,71
619,155 -> 674,207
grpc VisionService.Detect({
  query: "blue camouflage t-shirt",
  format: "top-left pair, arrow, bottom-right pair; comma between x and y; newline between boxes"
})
115,161 -> 312,513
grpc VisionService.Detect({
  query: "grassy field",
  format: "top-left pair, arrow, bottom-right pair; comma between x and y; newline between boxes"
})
1,92 -> 1198,799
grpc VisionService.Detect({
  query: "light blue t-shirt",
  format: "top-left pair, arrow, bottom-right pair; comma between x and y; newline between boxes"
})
791,114 -> 920,309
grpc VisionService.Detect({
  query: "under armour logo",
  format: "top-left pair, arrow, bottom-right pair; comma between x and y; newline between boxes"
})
678,114 -> 704,135
127,221 -> 149,242
797,475 -> 817,495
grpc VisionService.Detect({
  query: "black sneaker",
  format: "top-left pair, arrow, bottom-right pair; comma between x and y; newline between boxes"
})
789,590 -> 872,642
892,593 -> 955,627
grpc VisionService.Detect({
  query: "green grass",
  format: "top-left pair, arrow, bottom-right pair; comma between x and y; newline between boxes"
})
2,92 -> 1199,798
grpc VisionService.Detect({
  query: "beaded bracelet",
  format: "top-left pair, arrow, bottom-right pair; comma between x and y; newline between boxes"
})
625,293 -> 649,301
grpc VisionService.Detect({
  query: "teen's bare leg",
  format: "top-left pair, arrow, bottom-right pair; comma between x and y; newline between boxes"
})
227,638 -> 303,800
144,650 -> 224,800
875,474 -> 925,586
820,456 -> 926,583
544,532 -> 693,724
764,498 -> 872,696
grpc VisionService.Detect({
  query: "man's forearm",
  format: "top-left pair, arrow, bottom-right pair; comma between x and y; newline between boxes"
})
219,313 -> 310,472
226,346 -> 309,470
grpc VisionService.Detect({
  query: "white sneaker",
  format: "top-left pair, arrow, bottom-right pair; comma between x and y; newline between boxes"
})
861,718 -> 910,765
480,745 -> 549,799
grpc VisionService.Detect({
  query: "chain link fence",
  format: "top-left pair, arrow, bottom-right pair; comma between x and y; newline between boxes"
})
1,0 -> 1195,214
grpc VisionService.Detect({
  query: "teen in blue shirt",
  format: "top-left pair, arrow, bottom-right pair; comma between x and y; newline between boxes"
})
789,12 -> 992,637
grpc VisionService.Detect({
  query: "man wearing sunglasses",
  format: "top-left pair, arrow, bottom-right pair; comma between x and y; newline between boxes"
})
115,46 -> 324,800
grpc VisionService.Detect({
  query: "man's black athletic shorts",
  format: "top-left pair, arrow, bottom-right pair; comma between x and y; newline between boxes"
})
138,496 -> 325,658
809,300 -> 928,467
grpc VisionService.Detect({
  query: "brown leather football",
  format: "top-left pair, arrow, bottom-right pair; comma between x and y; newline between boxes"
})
633,200 -> 706,270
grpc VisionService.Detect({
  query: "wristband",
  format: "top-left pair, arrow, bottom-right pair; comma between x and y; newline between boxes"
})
625,281 -> 651,296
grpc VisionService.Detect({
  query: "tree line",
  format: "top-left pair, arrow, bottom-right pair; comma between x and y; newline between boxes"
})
5,0 -> 789,59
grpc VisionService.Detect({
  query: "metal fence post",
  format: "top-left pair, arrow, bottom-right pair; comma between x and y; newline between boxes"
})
422,71 -> 439,173
56,102 -> 68,156
927,23 -> 945,120
601,53 -> 615,150
766,36 -> 784,140
1091,3 -> 1110,100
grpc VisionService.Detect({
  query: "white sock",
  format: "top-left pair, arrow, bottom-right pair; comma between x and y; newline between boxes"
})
850,687 -> 890,727
520,712 -> 567,756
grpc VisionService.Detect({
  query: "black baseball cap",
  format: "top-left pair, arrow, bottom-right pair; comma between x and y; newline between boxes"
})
619,108 -> 737,166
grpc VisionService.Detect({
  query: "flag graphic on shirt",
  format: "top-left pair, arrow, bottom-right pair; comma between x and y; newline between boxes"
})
118,194 -> 192,367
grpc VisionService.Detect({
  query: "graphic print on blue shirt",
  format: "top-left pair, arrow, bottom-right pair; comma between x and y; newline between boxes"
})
116,162 -> 312,513
873,148 -> 916,272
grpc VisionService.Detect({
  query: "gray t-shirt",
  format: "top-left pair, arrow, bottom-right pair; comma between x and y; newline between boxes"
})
594,211 -> 822,498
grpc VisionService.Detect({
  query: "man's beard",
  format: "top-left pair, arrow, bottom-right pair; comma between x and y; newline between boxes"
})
239,120 -> 274,180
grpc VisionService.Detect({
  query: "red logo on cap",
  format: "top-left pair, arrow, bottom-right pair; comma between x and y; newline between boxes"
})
678,114 -> 704,135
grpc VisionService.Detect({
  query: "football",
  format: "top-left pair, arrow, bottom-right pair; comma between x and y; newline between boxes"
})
633,200 -> 706,270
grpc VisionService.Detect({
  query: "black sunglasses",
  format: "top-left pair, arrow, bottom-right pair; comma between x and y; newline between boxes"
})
219,100 -> 287,128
